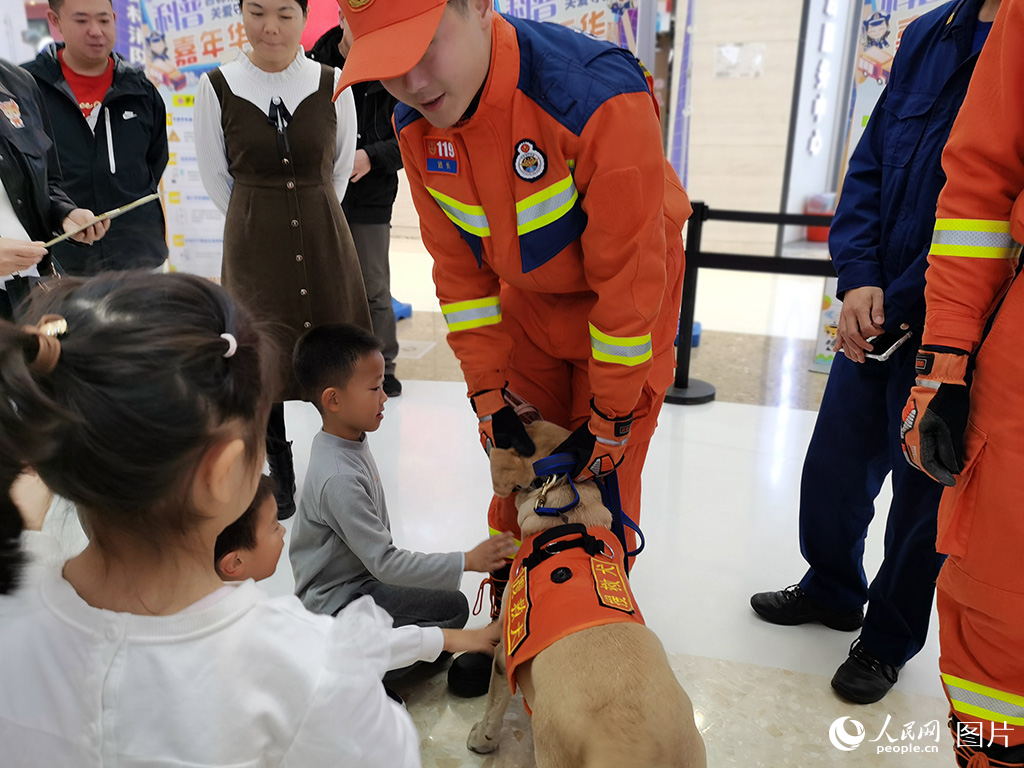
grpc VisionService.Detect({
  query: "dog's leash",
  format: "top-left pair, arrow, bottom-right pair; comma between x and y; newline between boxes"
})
530,453 -> 645,565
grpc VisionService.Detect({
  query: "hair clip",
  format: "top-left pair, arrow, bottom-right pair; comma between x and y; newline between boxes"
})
220,332 -> 238,359
23,314 -> 68,375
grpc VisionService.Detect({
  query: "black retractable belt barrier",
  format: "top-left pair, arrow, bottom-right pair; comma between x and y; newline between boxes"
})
666,202 -> 836,406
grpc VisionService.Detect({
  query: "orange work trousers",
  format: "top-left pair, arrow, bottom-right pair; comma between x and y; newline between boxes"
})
487,236 -> 684,557
934,274 -> 1024,747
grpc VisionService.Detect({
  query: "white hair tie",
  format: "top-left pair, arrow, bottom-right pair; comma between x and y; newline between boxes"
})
220,333 -> 238,359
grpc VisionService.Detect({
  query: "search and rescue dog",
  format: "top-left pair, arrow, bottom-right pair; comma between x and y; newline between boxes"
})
467,420 -> 706,768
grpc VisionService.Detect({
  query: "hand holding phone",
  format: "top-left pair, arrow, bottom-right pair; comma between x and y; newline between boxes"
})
865,330 -> 913,361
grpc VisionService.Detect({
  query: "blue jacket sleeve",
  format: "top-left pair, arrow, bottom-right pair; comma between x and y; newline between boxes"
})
829,85 -> 893,299
881,239 -> 929,331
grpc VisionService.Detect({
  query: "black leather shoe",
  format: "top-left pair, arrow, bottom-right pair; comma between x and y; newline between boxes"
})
447,652 -> 493,698
383,374 -> 402,397
831,639 -> 901,704
750,585 -> 863,631
266,442 -> 296,520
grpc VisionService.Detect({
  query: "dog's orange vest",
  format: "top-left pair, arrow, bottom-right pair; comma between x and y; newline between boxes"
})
504,524 -> 645,706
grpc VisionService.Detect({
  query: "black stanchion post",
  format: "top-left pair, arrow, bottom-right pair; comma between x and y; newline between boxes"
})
665,201 -> 716,405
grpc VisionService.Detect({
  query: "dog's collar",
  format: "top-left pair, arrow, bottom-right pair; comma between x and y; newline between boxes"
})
530,453 -> 581,518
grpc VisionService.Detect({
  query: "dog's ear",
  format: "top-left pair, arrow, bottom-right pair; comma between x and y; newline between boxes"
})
490,446 -> 536,498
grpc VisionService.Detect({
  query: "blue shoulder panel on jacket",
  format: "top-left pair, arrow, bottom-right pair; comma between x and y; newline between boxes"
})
394,102 -> 424,141
505,15 -> 651,136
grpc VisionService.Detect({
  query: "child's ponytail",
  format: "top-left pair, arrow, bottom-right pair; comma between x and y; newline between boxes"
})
0,319 -> 68,594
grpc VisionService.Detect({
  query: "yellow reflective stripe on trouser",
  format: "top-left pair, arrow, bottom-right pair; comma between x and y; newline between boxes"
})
516,174 -> 579,236
426,187 -> 491,237
943,674 -> 1024,726
589,323 -> 652,367
441,296 -> 501,332
930,219 -> 1022,259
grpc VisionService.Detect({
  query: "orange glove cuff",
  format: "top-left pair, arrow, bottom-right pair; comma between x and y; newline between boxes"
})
471,388 -> 507,419
914,350 -> 968,386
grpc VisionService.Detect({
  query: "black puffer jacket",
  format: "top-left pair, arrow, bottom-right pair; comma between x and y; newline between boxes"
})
0,61 -> 76,254
23,45 -> 167,275
308,27 -> 403,224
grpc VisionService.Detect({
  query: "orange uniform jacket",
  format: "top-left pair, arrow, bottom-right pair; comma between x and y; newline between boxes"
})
394,13 -> 691,421
922,1 -> 1022,352
919,0 -> 1024,741
503,525 -> 644,702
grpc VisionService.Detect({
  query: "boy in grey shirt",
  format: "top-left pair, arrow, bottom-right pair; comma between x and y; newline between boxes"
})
289,324 -> 514,633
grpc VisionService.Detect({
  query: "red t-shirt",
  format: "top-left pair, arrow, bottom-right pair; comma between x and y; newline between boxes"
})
58,50 -> 113,123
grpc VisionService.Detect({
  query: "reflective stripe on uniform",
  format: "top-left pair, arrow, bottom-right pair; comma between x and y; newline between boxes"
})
441,296 -> 502,332
426,187 -> 491,238
943,673 -> 1024,726
589,322 -> 653,367
930,219 -> 1021,260
489,526 -> 522,549
516,174 -> 579,236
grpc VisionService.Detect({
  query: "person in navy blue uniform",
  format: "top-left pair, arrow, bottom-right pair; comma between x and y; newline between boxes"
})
751,0 -> 1000,704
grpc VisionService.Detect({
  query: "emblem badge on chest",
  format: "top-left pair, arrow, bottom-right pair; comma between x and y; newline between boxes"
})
0,100 -> 24,129
424,136 -> 458,175
513,139 -> 546,182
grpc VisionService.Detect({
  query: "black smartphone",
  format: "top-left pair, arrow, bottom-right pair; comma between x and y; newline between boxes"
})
865,330 -> 912,361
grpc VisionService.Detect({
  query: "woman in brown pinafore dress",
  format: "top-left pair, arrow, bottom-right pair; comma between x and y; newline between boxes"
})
195,0 -> 370,518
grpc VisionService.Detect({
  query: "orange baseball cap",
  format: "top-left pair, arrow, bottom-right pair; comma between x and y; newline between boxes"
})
332,0 -> 447,101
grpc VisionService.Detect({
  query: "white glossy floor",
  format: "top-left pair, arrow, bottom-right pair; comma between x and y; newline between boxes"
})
248,384 -> 952,766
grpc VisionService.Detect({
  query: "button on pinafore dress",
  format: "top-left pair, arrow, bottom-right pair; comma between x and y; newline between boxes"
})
208,64 -> 370,401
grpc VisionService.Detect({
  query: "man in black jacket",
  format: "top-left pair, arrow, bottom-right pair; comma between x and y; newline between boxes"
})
0,58 -> 108,320
310,14 -> 404,397
23,0 -> 167,277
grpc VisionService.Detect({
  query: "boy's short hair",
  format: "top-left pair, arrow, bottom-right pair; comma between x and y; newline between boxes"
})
448,0 -> 469,12
215,475 -> 276,564
293,323 -> 383,410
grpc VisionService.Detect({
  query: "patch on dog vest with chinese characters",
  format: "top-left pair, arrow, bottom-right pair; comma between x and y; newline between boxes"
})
504,525 -> 645,708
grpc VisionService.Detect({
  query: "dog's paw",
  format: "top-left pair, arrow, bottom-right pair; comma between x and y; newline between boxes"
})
467,721 -> 498,754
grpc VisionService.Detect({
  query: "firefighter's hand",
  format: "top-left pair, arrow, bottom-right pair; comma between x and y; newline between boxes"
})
836,286 -> 885,364
901,349 -> 970,486
472,388 -> 535,456
465,532 -> 516,572
551,402 -> 632,482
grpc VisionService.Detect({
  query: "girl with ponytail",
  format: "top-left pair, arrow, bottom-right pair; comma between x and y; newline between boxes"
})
0,271 -> 496,767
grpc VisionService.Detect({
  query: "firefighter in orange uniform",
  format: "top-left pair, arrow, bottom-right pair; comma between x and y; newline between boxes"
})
333,0 -> 689,614
900,0 -> 1024,763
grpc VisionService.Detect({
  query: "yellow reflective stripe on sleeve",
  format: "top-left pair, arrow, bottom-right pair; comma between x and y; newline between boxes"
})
589,322 -> 653,367
441,296 -> 502,332
942,674 -> 1024,726
516,174 -> 579,236
930,219 -> 1021,259
426,187 -> 491,238
489,526 -> 522,549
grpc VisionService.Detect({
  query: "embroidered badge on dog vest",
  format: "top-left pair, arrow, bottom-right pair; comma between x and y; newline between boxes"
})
513,139 -> 545,181
424,137 -> 459,175
592,559 -> 635,614
506,566 -> 531,654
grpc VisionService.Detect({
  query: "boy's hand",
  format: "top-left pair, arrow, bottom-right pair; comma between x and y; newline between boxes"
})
441,621 -> 501,656
464,532 -> 516,572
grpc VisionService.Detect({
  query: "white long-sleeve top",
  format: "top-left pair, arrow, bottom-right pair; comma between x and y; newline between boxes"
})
0,533 -> 442,767
194,46 -> 357,215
